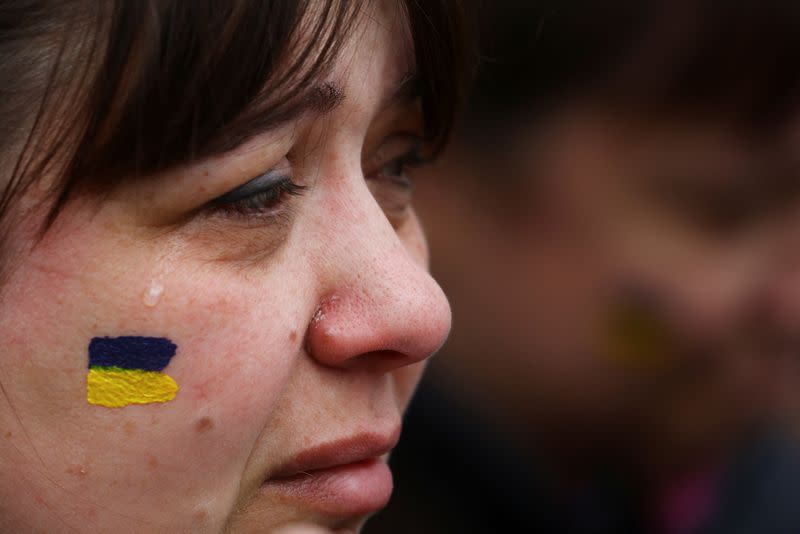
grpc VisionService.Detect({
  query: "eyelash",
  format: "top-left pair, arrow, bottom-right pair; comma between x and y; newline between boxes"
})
211,144 -> 428,220
374,145 -> 426,179
213,178 -> 306,219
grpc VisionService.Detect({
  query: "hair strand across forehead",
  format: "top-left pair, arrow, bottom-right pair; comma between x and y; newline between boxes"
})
0,0 -> 471,249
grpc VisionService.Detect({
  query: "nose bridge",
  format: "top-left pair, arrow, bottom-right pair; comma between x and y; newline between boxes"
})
304,178 -> 451,370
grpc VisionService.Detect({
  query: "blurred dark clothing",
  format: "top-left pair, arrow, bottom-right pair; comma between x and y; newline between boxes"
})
707,429 -> 800,534
366,378 -> 800,534
366,377 -> 639,534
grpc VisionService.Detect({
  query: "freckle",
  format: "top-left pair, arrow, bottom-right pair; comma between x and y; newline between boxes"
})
66,465 -> 88,477
4,431 -> 11,439
203,171 -> 209,177
289,330 -> 298,342
123,421 -> 136,436
147,454 -> 159,470
193,509 -> 209,524
195,416 -> 214,433
150,415 -> 159,425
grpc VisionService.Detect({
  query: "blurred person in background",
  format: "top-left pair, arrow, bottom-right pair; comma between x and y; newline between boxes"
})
368,1 -> 800,533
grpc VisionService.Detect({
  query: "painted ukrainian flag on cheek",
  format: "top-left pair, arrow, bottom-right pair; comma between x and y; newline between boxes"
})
87,336 -> 179,408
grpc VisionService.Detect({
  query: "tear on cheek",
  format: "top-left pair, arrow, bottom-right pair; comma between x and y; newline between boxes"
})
86,336 -> 180,408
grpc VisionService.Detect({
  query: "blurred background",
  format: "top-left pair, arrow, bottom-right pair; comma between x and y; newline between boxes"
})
366,1 -> 800,533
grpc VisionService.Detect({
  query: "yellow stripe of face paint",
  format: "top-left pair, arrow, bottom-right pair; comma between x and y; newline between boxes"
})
87,367 -> 179,408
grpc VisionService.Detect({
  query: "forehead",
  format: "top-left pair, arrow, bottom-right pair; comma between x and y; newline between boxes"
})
327,1 -> 415,104
261,1 -> 415,136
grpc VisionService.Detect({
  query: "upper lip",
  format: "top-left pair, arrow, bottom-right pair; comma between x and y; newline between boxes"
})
267,426 -> 401,481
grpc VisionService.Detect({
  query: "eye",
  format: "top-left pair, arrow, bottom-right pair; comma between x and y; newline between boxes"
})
210,169 -> 306,219
365,136 -> 429,225
375,144 -> 425,181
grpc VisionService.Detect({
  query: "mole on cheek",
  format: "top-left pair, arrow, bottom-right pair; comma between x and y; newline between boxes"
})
195,416 -> 214,433
147,454 -> 159,470
193,509 -> 209,525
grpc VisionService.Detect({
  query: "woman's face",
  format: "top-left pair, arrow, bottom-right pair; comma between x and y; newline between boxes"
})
0,3 -> 450,533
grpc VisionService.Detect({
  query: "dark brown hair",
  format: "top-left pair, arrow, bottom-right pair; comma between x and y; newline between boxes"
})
0,0 -> 470,257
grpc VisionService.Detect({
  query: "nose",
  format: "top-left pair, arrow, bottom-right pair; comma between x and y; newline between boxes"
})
304,182 -> 452,373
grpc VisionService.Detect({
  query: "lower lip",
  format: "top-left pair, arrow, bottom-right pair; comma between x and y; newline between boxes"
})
262,458 -> 393,516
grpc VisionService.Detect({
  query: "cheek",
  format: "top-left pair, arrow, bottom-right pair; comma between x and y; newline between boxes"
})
112,282 -> 300,500
0,220 -> 307,525
163,280 -> 305,456
4,233 -> 297,408
164,288 -> 294,416
392,362 -> 427,411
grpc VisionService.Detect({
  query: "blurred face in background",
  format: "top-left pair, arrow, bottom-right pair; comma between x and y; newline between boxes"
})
417,103 -> 800,472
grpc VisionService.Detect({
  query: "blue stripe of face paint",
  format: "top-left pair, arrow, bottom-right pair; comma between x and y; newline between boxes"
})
88,336 -> 177,371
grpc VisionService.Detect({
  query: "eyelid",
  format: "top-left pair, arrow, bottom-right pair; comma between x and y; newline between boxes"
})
211,169 -> 289,206
365,134 -> 427,177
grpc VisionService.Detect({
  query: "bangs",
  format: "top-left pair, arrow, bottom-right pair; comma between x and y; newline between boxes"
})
404,0 -> 470,153
1,0 -> 468,233
75,0 -> 360,178
71,0 -> 467,178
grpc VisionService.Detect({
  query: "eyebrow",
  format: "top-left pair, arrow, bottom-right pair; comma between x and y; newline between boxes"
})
303,82 -> 346,114
297,71 -> 420,119
209,72 -> 420,156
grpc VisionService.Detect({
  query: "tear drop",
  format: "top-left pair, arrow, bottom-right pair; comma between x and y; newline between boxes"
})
143,280 -> 164,307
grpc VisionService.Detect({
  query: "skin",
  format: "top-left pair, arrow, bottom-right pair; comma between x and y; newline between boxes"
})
417,106 -> 800,480
0,2 -> 450,533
